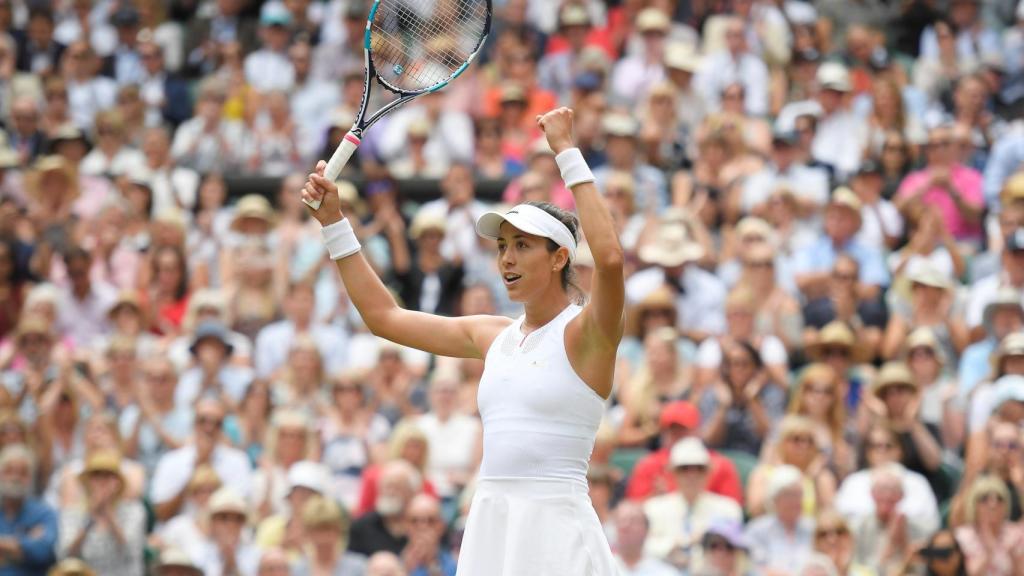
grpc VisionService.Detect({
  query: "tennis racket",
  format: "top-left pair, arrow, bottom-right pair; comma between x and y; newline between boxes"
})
303,0 -> 492,210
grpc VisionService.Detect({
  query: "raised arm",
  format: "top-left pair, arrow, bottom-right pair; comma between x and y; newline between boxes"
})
303,162 -> 509,359
539,108 -> 625,398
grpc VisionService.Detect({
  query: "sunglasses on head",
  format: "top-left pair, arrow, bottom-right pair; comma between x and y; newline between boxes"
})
704,538 -> 735,552
921,546 -> 957,560
815,526 -> 849,539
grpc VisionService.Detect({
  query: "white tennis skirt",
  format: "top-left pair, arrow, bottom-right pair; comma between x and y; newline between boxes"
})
455,477 -> 621,576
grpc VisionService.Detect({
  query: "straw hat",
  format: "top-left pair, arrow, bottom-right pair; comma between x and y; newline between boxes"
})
207,487 -> 248,519
48,559 -> 96,576
828,187 -> 862,215
409,210 -> 447,240
664,42 -> 701,73
25,155 -> 79,202
1000,172 -> 1024,206
230,194 -> 277,231
983,287 -> 1024,328
991,332 -> 1024,375
155,549 -> 203,576
905,327 -> 946,365
636,8 -> 670,33
906,263 -> 953,291
107,290 -> 142,319
15,315 -> 52,343
638,223 -> 705,268
335,179 -> 366,217
870,361 -> 916,396
77,450 -> 126,497
805,321 -> 870,363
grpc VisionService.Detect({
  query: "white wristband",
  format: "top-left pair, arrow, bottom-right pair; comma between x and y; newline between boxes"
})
555,147 -> 595,189
321,218 -> 361,260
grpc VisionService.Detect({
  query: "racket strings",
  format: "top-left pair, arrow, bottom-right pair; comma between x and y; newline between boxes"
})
371,0 -> 487,92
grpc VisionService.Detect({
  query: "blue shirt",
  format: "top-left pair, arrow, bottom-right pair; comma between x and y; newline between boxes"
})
0,499 -> 58,575
792,236 -> 890,288
411,551 -> 458,576
959,338 -> 997,399
984,130 -> 1024,211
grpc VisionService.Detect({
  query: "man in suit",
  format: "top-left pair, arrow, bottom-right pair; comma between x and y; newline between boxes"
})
15,7 -> 63,75
136,37 -> 192,128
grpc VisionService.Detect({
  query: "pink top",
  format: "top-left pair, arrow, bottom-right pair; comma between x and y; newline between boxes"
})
896,164 -> 984,242
955,523 -> 1024,576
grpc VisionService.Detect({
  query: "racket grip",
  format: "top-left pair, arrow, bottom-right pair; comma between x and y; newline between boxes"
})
303,131 -> 362,211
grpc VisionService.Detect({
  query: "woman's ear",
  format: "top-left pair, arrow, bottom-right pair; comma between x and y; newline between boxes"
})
553,247 -> 570,272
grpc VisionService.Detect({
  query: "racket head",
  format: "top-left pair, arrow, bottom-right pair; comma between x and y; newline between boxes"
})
366,0 -> 491,96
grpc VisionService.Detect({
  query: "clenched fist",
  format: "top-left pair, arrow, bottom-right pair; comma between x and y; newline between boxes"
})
536,107 -> 577,155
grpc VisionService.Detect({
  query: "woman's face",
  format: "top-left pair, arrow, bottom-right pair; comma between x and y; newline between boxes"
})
333,384 -> 363,411
975,490 -> 1008,526
85,471 -> 121,505
801,379 -> 835,420
199,176 -> 227,210
276,425 -> 307,463
495,223 -> 564,303
644,338 -> 675,374
640,308 -> 674,335
401,438 -> 427,468
880,384 -> 916,418
782,431 -> 816,467
289,348 -> 321,380
724,347 -> 756,387
865,430 -> 901,466
243,384 -> 270,415
155,250 -> 183,294
814,522 -> 852,564
925,531 -> 963,576
908,346 -> 941,381
725,306 -> 754,339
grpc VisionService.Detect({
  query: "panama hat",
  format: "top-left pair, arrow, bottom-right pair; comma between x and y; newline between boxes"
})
870,361 -> 916,396
805,321 -> 871,363
638,224 -> 704,268
77,450 -> 126,498
230,194 -> 277,231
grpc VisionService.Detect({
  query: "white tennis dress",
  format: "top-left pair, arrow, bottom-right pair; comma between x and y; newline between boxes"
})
456,304 -> 620,576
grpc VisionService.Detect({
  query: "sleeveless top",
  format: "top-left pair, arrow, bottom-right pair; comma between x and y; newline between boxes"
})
477,304 -> 606,488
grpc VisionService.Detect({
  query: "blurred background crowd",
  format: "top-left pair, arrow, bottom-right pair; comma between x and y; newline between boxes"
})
1,0 -> 1024,575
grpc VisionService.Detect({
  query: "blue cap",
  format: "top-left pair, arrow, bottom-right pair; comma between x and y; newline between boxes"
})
573,72 -> 602,92
260,2 -> 293,26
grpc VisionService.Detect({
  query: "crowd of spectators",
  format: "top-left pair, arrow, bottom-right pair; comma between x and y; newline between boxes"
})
1,0 -> 1024,575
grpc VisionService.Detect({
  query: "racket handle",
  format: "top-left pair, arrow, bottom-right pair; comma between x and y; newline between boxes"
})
302,131 -> 362,211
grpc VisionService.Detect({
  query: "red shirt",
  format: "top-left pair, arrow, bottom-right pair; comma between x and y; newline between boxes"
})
625,448 -> 743,504
355,463 -> 438,517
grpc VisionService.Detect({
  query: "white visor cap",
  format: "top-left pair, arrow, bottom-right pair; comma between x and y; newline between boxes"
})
475,203 -> 577,262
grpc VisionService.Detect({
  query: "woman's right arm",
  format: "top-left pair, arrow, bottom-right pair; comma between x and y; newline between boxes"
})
302,162 -> 510,359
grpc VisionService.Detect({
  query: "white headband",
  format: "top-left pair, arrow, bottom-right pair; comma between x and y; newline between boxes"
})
475,204 -> 578,262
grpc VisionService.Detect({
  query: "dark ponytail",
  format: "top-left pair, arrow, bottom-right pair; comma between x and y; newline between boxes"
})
524,200 -> 586,304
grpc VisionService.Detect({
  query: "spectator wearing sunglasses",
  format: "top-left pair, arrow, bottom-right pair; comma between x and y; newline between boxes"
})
695,520 -> 754,576
912,529 -> 967,576
849,464 -> 932,575
745,465 -> 815,575
949,420 -> 1024,527
954,475 -> 1024,576
812,509 -> 874,576
835,425 -> 941,535
643,437 -> 742,562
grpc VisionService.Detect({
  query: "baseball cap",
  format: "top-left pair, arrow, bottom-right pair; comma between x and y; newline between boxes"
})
817,62 -> 852,92
669,437 -> 710,467
287,461 -> 329,495
659,401 -> 699,429
260,1 -> 293,26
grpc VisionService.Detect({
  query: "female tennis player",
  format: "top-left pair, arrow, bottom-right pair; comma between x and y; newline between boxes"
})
302,107 -> 623,574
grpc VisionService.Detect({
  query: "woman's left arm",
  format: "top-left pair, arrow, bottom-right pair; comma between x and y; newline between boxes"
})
538,108 -> 624,399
